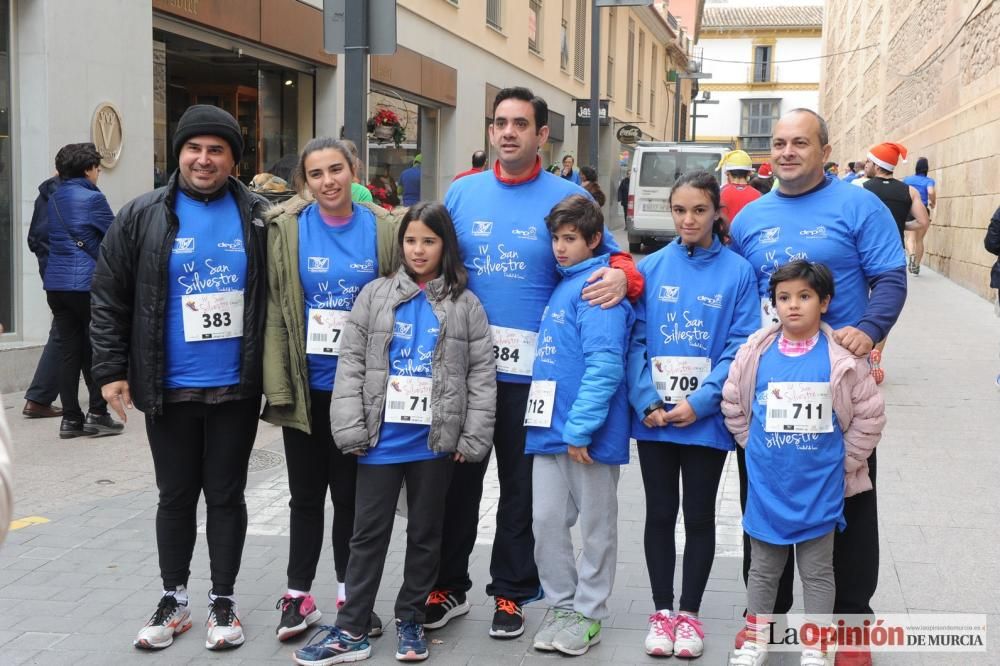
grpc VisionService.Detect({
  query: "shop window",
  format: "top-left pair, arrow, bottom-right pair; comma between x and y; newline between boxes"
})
366,91 -> 422,209
0,0 -> 13,332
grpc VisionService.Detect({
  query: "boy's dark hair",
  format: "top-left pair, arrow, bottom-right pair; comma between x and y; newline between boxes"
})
55,143 -> 101,179
545,194 -> 604,244
397,202 -> 468,300
915,157 -> 929,176
579,165 -> 597,182
768,260 -> 835,305
669,170 -> 727,242
492,87 -> 548,132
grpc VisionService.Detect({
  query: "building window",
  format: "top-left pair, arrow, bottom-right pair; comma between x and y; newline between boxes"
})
753,45 -> 772,83
529,0 -> 542,53
560,0 -> 570,70
741,99 -> 780,150
573,0 -> 587,80
606,9 -> 615,97
650,46 -> 657,120
637,30 -> 645,117
626,18 -> 635,110
487,0 -> 502,30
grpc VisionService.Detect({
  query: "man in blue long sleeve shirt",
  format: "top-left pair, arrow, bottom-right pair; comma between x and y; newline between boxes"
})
728,109 -> 903,654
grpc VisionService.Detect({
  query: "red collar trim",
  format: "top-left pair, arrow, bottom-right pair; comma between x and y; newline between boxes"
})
493,156 -> 542,185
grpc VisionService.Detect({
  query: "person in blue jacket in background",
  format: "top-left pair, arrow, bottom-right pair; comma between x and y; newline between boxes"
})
525,194 -> 634,658
627,170 -> 759,659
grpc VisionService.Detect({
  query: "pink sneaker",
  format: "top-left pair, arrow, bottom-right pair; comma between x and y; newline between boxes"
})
644,611 -> 676,656
673,613 -> 705,658
275,594 -> 321,641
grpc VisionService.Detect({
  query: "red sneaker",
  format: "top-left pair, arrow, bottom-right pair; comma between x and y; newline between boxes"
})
835,646 -> 873,666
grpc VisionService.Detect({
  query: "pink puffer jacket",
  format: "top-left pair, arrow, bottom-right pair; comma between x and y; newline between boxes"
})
721,322 -> 885,497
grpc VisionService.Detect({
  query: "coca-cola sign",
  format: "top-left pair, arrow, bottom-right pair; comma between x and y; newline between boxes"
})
616,124 -> 641,145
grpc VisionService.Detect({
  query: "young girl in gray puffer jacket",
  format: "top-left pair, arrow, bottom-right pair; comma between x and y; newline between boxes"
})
294,202 -> 496,666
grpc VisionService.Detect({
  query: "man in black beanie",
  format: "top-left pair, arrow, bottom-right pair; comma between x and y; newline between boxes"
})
90,104 -> 269,652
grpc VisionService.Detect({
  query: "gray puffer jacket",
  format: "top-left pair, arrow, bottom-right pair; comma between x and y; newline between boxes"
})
331,270 -> 496,461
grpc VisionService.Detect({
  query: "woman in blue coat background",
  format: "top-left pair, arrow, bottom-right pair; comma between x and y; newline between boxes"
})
43,143 -> 122,439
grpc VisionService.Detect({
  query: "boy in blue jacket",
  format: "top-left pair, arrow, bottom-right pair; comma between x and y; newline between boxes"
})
525,195 -> 634,657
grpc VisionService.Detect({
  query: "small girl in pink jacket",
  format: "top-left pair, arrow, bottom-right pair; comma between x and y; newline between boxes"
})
721,260 -> 885,666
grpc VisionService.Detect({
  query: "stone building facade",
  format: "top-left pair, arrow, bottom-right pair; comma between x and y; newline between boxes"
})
820,0 -> 1000,299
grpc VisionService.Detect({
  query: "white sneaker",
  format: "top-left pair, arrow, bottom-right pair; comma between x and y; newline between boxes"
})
134,594 -> 192,650
730,641 -> 768,665
205,597 -> 244,650
800,647 -> 832,665
673,612 -> 705,658
644,611 -> 675,656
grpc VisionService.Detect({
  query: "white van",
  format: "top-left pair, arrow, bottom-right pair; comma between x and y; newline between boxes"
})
625,142 -> 730,252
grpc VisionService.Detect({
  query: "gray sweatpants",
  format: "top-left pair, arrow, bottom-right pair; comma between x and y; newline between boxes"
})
748,531 -> 835,625
532,453 -> 621,620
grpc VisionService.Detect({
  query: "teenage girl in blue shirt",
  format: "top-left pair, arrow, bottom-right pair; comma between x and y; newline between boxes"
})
628,170 -> 759,659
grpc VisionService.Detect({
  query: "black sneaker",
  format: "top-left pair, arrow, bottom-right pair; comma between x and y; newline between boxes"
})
489,596 -> 524,639
275,594 -> 321,641
86,411 -> 124,437
368,610 -> 383,638
59,418 -> 98,439
423,589 -> 470,630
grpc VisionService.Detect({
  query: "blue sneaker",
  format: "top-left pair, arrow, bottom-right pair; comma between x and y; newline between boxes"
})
395,620 -> 428,661
293,625 -> 371,665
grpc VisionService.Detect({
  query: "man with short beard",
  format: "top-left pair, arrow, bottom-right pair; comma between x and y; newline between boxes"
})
91,105 -> 269,653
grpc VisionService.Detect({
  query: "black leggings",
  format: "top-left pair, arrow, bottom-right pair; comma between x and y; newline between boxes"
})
637,440 -> 728,612
146,397 -> 260,596
46,290 -> 106,421
282,389 -> 358,589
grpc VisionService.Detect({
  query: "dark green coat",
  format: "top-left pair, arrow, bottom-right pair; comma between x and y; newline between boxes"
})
261,195 -> 400,433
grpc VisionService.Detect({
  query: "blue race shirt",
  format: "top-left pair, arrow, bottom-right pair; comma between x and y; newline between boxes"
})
743,335 -> 846,545
363,290 -> 447,465
445,168 -> 620,383
164,191 -> 246,388
902,174 -> 935,206
628,238 -> 760,450
524,255 -> 633,465
298,203 -> 379,391
729,175 -> 906,330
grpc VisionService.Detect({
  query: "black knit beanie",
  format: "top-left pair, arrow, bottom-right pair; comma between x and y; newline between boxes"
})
172,104 -> 244,162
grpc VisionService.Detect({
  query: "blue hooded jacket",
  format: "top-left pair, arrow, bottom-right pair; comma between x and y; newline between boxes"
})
525,254 -> 635,465
43,177 -> 114,292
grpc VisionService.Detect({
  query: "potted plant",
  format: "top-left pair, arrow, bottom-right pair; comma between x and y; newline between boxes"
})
367,108 -> 406,148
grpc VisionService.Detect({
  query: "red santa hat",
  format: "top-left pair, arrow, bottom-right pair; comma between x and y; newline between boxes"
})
867,142 -> 908,172
757,163 -> 773,177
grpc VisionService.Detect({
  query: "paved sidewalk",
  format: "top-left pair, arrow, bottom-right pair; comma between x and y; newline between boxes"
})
0,266 -> 997,664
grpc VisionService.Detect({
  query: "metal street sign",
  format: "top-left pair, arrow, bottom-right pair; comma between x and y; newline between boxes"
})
323,0 -> 397,55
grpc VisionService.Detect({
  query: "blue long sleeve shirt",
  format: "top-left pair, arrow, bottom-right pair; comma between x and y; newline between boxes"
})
627,238 -> 760,450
